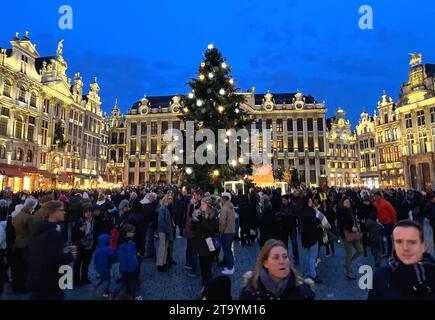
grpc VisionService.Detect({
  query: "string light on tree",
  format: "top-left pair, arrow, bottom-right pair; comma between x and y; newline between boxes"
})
199,74 -> 205,80
188,92 -> 194,99
229,78 -> 234,84
218,106 -> 224,113
231,160 -> 237,167
208,43 -> 215,50
201,62 -> 205,68
183,107 -> 189,113
221,62 -> 227,69
235,108 -> 240,114
213,169 -> 220,177
186,167 -> 193,175
226,129 -> 232,136
196,99 -> 203,107
208,72 -> 214,79
219,88 -> 225,95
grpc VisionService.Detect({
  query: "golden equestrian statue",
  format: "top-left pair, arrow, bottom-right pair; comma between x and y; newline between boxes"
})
409,53 -> 422,66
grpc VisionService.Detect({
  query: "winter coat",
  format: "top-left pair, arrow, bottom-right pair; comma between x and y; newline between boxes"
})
68,195 -> 84,223
0,220 -> 6,249
118,239 -> 138,273
27,221 -> 73,299
93,234 -> 117,277
258,205 -> 280,247
239,270 -> 315,300
184,202 -> 200,240
142,201 -> 158,227
219,202 -> 236,235
158,205 -> 174,240
375,198 -> 397,225
12,206 -> 33,248
29,204 -> 51,237
336,207 -> 357,239
72,218 -> 95,250
424,202 -> 435,225
280,203 -> 298,232
365,218 -> 384,244
299,207 -> 322,248
93,214 -> 112,243
192,208 -> 219,257
368,253 -> 435,300
172,197 -> 187,228
399,198 -> 413,221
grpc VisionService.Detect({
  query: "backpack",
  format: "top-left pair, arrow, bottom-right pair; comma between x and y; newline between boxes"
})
109,228 -> 120,250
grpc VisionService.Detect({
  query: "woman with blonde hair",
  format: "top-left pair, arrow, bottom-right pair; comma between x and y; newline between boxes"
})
156,194 -> 174,272
239,239 -> 315,300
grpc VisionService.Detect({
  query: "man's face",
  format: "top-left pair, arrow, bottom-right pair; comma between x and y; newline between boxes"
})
282,198 -> 288,205
52,207 -> 66,222
393,227 -> 427,265
194,193 -> 201,202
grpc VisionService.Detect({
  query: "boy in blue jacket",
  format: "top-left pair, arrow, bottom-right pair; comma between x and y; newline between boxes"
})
116,224 -> 141,300
93,234 -> 117,299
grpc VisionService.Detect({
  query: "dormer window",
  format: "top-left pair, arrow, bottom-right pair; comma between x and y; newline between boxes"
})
20,55 -> 28,73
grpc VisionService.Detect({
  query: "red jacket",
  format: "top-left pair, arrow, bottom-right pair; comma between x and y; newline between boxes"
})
375,198 -> 397,225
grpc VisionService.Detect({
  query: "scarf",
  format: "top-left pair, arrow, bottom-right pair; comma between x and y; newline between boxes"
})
389,252 -> 435,298
259,268 -> 292,297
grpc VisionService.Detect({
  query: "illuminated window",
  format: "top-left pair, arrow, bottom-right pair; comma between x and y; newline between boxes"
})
405,114 -> 412,128
276,119 -> 283,133
18,85 -> 26,102
2,80 -> 11,97
417,110 -> 425,126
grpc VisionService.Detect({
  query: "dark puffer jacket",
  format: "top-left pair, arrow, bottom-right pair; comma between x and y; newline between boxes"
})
239,270 -> 315,300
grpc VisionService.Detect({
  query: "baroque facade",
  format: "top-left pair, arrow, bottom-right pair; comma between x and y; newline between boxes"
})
356,111 -> 378,189
106,90 -> 328,187
0,32 -> 105,191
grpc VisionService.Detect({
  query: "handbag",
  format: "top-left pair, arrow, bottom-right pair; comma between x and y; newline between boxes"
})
344,229 -> 362,242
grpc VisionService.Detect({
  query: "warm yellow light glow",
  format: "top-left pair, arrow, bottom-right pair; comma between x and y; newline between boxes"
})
218,106 -> 224,113
183,107 -> 189,113
238,157 -> 244,163
186,167 -> 193,175
213,169 -> 220,177
23,176 -> 31,191
199,74 -> 205,80
229,78 -> 234,84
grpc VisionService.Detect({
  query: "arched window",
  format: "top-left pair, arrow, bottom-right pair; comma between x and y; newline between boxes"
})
30,92 -> 37,107
0,145 -> 5,159
110,149 -> 116,161
17,148 -> 23,161
18,85 -> 26,102
3,79 -> 11,97
26,150 -> 33,162
15,117 -> 23,139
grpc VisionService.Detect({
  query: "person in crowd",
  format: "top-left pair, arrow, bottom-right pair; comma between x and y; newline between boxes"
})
238,194 -> 253,247
374,191 -> 397,258
141,193 -> 158,258
280,194 -> 300,264
115,224 -> 141,300
398,191 -> 414,221
202,276 -> 232,300
184,189 -> 202,276
93,204 -> 112,244
172,191 -> 187,238
156,194 -> 175,272
258,195 -> 280,248
239,239 -> 314,300
424,193 -> 435,247
368,220 -> 435,300
27,201 -> 77,300
72,206 -> 95,286
358,196 -> 377,257
365,211 -> 384,268
337,196 -> 364,280
219,192 -> 236,275
192,196 -> 219,288
93,234 -> 117,299
0,201 -> 7,295
11,197 -> 37,294
29,194 -> 55,237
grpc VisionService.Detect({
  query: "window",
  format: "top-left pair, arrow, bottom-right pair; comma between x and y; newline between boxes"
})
119,132 -> 125,144
384,114 -> 388,124
297,119 -> 303,132
0,145 -> 5,159
0,118 -> 8,136
110,150 -> 116,161
40,152 -> 46,165
371,153 -> 377,166
256,119 -> 263,132
307,119 -> 313,131
360,141 -> 364,150
17,148 -> 23,161
308,135 -> 314,152
266,119 -> 272,130
418,131 -> 427,153
288,137 -> 294,152
370,139 -> 375,148
162,121 -> 168,134
417,110 -> 425,126
111,132 -> 117,144
317,118 -> 323,131
318,135 -> 324,152
129,161 -> 135,168
276,119 -> 283,133
30,92 -> 37,107
377,131 -> 383,144
43,99 -> 50,113
27,124 -> 34,142
1,107 -> 9,117
141,138 -> 146,155
18,85 -> 26,102
118,149 -> 124,162
287,119 -> 293,132
276,138 -> 283,152
41,120 -> 48,146
298,136 -> 304,152
141,123 -> 147,135
79,113 -> 83,123
2,80 -> 11,97
173,121 -> 180,130
130,140 -> 136,155
26,150 -> 33,162
151,122 -> 158,135
431,107 -> 435,123
407,133 -> 414,155
151,139 -> 157,153
15,118 -> 23,139
299,159 -> 304,166
131,123 -> 137,136
405,113 -> 412,128
364,140 -> 369,149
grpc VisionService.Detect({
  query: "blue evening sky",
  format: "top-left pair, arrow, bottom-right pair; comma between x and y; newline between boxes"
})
1,0 -> 434,126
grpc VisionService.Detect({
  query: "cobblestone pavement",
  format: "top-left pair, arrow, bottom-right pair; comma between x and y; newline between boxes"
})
2,224 -> 434,300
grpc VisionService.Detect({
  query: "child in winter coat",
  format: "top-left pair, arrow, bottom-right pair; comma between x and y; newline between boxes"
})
366,212 -> 384,268
93,234 -> 117,299
116,224 -> 141,300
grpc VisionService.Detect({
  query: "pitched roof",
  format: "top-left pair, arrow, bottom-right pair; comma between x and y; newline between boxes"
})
254,93 -> 317,105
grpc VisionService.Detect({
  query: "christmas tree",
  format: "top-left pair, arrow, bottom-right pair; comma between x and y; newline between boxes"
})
178,44 -> 253,193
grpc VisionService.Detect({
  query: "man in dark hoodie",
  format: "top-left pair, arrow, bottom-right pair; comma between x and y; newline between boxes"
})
27,201 -> 77,300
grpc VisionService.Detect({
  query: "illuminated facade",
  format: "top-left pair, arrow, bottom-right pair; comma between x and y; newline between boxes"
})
325,109 -> 359,187
0,32 -> 105,191
396,55 -> 435,191
356,111 -> 379,189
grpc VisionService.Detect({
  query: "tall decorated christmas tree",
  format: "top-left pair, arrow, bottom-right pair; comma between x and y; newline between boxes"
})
178,44 -> 252,193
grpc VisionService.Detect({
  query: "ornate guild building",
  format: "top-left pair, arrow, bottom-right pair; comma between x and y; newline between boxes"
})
356,110 -> 378,189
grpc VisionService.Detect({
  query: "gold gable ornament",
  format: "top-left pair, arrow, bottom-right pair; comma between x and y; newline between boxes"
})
409,53 -> 422,66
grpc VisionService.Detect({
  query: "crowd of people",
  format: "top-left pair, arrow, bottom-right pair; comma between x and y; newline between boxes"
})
0,184 -> 434,300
